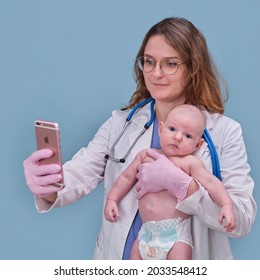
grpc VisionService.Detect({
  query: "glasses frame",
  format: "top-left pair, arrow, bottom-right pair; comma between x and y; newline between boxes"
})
137,55 -> 185,75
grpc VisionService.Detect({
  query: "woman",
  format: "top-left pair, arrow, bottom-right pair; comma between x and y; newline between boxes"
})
23,17 -> 256,259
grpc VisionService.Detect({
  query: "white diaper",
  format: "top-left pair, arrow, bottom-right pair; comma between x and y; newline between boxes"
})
138,217 -> 192,260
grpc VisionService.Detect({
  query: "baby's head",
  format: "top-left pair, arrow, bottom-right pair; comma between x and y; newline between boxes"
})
159,104 -> 205,157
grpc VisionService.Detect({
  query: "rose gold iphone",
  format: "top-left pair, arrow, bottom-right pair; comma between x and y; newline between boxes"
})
35,120 -> 64,189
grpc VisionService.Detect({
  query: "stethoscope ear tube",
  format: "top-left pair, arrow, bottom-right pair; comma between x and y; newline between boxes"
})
126,97 -> 154,121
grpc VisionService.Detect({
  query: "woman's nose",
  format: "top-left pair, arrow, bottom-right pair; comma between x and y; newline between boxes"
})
152,63 -> 164,77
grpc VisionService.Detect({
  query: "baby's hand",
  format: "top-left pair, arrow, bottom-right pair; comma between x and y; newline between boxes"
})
104,199 -> 120,222
218,205 -> 237,232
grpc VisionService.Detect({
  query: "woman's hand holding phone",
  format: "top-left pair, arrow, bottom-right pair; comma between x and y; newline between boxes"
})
23,149 -> 63,199
23,120 -> 65,201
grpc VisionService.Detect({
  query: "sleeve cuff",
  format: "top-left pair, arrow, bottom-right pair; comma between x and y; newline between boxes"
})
176,181 -> 205,215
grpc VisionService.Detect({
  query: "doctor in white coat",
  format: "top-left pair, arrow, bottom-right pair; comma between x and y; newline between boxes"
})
23,17 -> 256,259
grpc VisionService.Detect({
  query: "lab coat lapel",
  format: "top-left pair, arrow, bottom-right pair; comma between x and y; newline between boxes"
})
195,111 -> 216,170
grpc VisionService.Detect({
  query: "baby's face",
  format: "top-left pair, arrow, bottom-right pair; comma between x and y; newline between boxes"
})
159,110 -> 204,157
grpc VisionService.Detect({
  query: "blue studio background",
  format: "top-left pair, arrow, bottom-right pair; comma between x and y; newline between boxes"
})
0,0 -> 259,259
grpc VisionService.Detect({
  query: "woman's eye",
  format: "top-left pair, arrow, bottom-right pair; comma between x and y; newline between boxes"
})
165,61 -> 178,68
144,58 -> 154,66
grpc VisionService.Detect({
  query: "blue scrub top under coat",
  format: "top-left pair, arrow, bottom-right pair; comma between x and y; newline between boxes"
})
122,116 -> 160,259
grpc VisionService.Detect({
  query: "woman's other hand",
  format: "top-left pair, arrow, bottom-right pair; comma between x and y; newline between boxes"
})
135,149 -> 193,201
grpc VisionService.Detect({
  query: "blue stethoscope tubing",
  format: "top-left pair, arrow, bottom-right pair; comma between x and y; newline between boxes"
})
105,97 -> 221,180
105,97 -> 155,163
203,129 -> 221,180
126,96 -> 155,127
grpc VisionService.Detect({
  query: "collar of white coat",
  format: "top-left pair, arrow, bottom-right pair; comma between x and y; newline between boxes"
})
196,110 -> 216,158
203,110 -> 214,131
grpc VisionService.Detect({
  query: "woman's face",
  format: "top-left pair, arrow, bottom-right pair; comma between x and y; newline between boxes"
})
143,35 -> 187,105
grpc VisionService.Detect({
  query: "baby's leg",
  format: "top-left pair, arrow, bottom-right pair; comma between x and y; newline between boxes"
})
167,216 -> 193,260
129,239 -> 142,260
167,241 -> 192,260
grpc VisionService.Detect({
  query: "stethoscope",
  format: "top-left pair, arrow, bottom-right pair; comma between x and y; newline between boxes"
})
105,97 -> 221,180
105,97 -> 155,163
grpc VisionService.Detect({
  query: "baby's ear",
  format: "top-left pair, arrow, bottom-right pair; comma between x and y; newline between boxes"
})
196,138 -> 205,150
158,121 -> 164,136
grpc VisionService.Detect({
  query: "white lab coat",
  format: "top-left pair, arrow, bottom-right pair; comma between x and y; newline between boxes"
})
35,103 -> 257,259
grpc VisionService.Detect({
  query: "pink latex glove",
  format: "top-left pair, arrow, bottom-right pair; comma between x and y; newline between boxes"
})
23,149 -> 63,197
135,149 -> 193,201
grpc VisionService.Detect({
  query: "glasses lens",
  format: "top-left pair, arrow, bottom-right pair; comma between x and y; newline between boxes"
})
161,59 -> 179,75
137,56 -> 154,73
137,57 -> 144,71
137,56 -> 183,75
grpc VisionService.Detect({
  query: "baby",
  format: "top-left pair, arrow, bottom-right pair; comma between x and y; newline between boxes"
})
104,104 -> 237,260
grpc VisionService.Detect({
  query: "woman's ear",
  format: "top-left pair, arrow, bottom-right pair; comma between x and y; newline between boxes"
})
196,138 -> 204,150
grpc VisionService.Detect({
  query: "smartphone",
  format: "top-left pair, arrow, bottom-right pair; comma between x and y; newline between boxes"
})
34,120 -> 64,189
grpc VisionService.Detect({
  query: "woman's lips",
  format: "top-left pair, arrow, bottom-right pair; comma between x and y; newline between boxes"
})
153,83 -> 168,87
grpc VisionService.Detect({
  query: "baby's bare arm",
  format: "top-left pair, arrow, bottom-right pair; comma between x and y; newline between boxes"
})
107,149 -> 148,202
187,156 -> 233,208
179,155 -> 236,231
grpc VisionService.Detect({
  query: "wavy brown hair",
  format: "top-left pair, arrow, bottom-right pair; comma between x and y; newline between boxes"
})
124,17 -> 228,113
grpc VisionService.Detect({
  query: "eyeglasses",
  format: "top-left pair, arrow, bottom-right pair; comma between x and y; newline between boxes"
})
137,55 -> 185,75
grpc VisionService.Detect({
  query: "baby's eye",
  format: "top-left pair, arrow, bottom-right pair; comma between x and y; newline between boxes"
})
169,127 -> 175,131
185,133 -> 192,139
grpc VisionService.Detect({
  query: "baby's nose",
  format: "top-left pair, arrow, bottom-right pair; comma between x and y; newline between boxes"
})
174,132 -> 182,142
